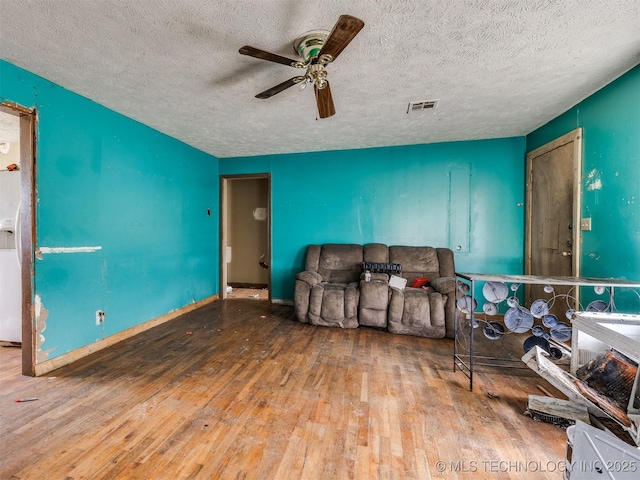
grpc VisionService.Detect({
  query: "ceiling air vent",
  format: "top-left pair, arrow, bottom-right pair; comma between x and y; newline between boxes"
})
407,100 -> 438,114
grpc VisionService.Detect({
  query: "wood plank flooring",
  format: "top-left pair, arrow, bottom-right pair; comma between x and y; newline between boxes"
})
0,300 -> 568,479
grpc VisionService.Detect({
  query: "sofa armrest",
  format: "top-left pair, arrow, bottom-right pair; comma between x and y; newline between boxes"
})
430,276 -> 456,294
296,271 -> 324,287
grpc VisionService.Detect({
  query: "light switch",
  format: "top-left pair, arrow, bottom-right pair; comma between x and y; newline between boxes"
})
581,218 -> 592,231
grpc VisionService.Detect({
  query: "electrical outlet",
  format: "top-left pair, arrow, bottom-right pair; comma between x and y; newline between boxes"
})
581,218 -> 592,231
96,310 -> 105,325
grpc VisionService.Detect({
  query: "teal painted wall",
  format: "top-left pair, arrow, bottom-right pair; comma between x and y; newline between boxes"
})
527,64 -> 640,311
0,60 -> 220,360
221,137 -> 527,300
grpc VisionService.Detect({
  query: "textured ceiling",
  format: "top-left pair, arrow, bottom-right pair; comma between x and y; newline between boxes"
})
0,111 -> 20,143
1,0 -> 639,158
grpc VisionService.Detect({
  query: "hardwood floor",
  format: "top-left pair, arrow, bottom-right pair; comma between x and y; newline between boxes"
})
0,300 -> 568,479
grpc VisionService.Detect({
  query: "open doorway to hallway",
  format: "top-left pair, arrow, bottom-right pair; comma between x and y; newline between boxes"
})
220,174 -> 271,301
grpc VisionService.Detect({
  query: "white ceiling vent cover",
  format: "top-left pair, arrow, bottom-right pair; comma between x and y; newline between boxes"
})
407,100 -> 438,114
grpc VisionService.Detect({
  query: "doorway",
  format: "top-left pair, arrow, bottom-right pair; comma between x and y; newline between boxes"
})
525,128 -> 582,311
220,174 -> 271,301
0,102 -> 36,375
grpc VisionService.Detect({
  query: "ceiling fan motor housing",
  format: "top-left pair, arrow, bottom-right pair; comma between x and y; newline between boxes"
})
293,30 -> 329,61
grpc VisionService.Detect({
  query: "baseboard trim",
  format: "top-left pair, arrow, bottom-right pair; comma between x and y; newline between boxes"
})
271,298 -> 294,306
34,294 -> 219,376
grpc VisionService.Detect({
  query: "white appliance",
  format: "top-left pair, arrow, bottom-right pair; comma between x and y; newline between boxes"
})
0,246 -> 21,342
0,171 -> 22,343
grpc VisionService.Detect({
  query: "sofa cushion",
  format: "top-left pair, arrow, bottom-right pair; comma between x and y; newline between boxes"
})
363,243 -> 389,263
317,244 -> 363,283
389,246 -> 440,284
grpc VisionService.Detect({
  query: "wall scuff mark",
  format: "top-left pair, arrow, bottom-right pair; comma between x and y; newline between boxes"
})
586,169 -> 603,191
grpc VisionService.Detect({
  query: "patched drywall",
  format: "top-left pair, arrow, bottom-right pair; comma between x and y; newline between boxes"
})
34,295 -> 55,362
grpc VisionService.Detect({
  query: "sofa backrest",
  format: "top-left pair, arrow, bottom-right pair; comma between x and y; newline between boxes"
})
363,243 -> 389,263
389,246 -> 454,284
304,243 -> 454,285
435,247 -> 455,278
305,244 -> 363,283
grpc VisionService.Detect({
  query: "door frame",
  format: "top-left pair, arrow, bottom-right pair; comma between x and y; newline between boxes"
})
219,173 -> 271,301
0,101 -> 37,376
525,128 -> 583,279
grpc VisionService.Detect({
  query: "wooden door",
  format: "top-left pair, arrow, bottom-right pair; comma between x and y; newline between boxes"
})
526,129 -> 582,314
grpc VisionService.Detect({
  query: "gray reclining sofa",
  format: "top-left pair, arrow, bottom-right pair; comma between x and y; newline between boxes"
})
294,243 -> 457,339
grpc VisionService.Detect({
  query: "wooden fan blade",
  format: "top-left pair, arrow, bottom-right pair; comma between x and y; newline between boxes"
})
256,77 -> 305,99
239,46 -> 301,67
314,82 -> 336,119
319,15 -> 365,61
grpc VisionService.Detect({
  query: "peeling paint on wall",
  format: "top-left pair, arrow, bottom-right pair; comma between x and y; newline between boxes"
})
34,294 -> 55,362
586,169 -> 603,191
37,246 -> 102,254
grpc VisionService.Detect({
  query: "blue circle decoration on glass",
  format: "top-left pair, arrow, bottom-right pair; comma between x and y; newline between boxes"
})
549,346 -> 563,360
565,309 -> 575,320
510,283 -> 520,292
550,322 -> 572,342
507,297 -> 520,308
594,285 -> 605,295
456,295 -> 477,314
482,281 -> 509,303
542,314 -> 558,328
544,284 -> 554,294
504,307 -> 534,333
483,321 -> 505,340
458,283 -> 470,294
531,325 -> 545,337
587,300 -> 608,312
530,299 -> 550,318
482,302 -> 499,315
523,335 -> 551,354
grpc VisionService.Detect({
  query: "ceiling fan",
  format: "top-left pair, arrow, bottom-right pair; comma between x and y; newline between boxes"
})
239,15 -> 365,119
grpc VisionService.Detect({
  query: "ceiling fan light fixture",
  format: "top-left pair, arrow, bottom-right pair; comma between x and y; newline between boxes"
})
298,77 -> 311,91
